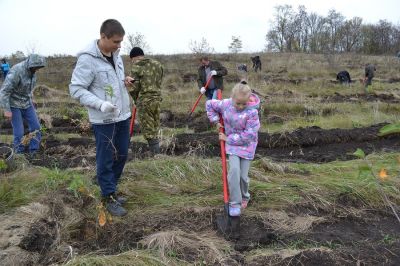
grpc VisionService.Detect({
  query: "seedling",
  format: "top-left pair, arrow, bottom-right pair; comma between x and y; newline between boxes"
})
104,85 -> 114,98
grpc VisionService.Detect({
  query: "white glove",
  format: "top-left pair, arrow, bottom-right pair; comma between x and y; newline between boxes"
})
210,70 -> 217,76
200,87 -> 206,94
100,101 -> 117,113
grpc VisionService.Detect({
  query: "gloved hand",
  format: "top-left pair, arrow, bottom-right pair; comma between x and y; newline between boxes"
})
210,70 -> 217,76
113,108 -> 121,117
100,101 -> 118,113
200,87 -> 206,94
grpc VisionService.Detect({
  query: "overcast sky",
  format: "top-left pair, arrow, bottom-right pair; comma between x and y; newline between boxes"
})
0,0 -> 398,56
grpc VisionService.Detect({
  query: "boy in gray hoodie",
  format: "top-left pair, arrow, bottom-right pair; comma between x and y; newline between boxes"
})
0,54 -> 46,154
69,19 -> 131,216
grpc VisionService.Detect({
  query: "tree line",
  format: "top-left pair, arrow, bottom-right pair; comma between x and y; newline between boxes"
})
265,5 -> 400,55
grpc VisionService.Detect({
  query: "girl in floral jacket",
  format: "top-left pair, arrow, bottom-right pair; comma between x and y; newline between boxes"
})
206,80 -> 260,217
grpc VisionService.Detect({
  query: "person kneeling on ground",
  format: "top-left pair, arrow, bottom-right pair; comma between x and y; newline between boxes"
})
206,80 -> 260,217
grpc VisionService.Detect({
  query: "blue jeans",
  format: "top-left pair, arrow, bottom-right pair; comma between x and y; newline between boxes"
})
11,105 -> 41,153
3,70 -> 8,80
205,88 -> 218,100
92,118 -> 130,197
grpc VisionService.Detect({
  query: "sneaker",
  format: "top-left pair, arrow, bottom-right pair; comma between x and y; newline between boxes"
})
105,196 -> 127,217
241,199 -> 249,209
116,196 -> 127,205
229,206 -> 241,217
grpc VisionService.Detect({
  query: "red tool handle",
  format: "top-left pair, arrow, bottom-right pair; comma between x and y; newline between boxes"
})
188,76 -> 213,115
217,89 -> 229,204
129,106 -> 137,137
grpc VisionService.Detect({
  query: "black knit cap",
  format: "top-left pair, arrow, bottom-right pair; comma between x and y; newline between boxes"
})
130,47 -> 144,58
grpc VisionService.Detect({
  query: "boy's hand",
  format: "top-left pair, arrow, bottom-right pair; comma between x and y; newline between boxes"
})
219,132 -> 227,141
124,76 -> 135,86
215,122 -> 223,131
4,111 -> 12,120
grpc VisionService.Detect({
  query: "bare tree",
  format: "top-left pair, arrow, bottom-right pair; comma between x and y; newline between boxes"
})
11,50 -> 25,59
338,17 -> 363,52
265,5 -> 295,52
325,9 -> 345,52
188,37 -> 215,54
228,36 -> 243,53
124,32 -> 151,54
294,5 -> 309,52
266,4 -> 400,55
25,41 -> 37,55
306,12 -> 326,53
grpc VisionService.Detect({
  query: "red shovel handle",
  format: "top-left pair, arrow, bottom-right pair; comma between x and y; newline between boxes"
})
188,76 -> 213,116
129,106 -> 137,137
217,89 -> 229,204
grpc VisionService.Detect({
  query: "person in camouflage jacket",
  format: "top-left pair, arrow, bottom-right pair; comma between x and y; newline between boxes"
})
197,56 -> 227,100
126,47 -> 164,154
0,54 -> 46,153
364,63 -> 376,94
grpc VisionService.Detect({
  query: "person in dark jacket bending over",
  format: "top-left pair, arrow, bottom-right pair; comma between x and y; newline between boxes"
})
336,70 -> 351,84
197,56 -> 227,100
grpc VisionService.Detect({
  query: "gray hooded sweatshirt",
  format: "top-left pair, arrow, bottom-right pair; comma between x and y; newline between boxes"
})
69,40 -> 131,124
0,54 -> 46,111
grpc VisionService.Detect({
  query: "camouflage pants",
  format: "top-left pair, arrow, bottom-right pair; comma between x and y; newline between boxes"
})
365,77 -> 373,86
138,100 -> 161,140
364,77 -> 373,94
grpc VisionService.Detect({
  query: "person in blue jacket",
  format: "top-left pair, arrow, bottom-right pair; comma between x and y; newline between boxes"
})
1,59 -> 10,80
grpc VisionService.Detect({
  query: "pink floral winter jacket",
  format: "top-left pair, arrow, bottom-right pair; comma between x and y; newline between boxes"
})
206,93 -> 261,160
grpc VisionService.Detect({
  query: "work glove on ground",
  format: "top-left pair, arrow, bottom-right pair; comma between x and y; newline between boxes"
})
200,87 -> 206,94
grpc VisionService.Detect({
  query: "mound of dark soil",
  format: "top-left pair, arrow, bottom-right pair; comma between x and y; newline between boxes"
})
18,218 -> 58,253
321,92 -> 400,103
171,123 -> 400,162
160,110 -> 212,132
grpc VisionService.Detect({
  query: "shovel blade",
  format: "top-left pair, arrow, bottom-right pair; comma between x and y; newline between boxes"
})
216,206 -> 240,240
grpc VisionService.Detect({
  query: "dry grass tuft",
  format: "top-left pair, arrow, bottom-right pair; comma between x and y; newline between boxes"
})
259,158 -> 309,175
259,210 -> 325,234
140,230 -> 235,264
66,250 -> 168,266
246,247 -> 335,265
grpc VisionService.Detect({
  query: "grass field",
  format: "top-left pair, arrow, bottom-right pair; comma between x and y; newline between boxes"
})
1,52 -> 400,265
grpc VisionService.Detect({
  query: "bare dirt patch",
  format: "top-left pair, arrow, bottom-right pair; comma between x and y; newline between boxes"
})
170,123 -> 400,162
1,185 -> 399,265
320,92 -> 400,103
23,123 -> 400,168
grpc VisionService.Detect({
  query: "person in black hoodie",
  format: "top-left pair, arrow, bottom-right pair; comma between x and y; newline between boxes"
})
336,70 -> 351,84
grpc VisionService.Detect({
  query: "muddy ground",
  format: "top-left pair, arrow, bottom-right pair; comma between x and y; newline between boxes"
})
3,90 -> 400,135
1,189 -> 399,265
168,123 -> 400,163
319,92 -> 400,103
17,122 -> 399,169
